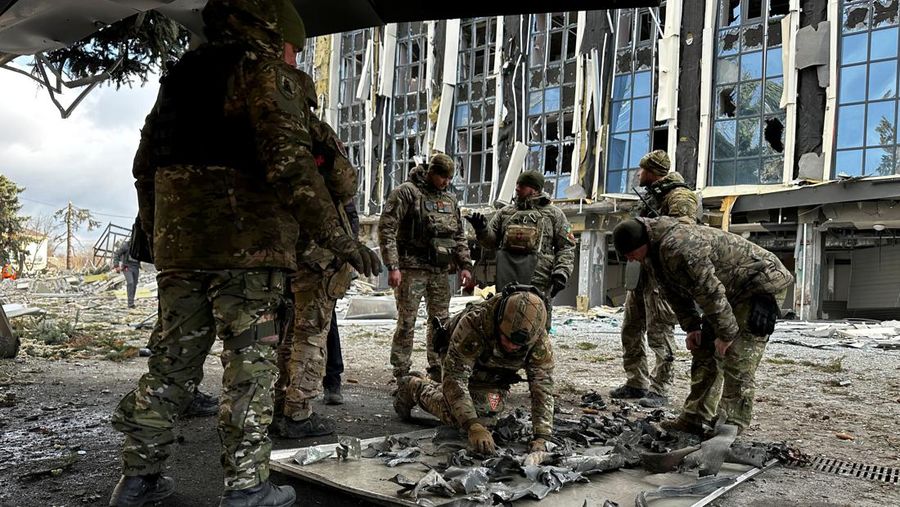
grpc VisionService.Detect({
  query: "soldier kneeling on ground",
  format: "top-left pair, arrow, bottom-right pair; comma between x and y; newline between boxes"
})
393,285 -> 554,454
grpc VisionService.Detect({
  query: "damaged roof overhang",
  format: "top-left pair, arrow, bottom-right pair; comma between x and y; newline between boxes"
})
730,176 -> 900,214
0,0 -> 660,55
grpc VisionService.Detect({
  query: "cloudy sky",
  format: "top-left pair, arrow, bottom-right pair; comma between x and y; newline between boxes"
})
0,65 -> 160,244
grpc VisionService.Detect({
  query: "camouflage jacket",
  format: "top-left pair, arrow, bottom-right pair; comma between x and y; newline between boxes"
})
639,172 -> 699,221
378,166 -> 473,273
442,296 -> 555,437
133,7 -> 346,270
477,193 -> 576,291
642,216 -> 793,341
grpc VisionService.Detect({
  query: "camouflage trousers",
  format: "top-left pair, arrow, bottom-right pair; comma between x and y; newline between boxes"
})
111,269 -> 284,491
620,277 -> 678,395
275,271 -> 337,421
391,269 -> 450,379
681,294 -> 782,430
403,377 -> 508,427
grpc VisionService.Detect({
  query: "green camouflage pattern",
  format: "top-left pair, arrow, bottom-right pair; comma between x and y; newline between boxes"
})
378,165 -> 472,272
476,192 -> 576,292
440,296 -> 555,437
638,149 -> 670,176
390,269 -> 450,378
620,275 -> 677,395
112,269 -> 284,490
400,376 -> 510,427
639,172 -> 699,220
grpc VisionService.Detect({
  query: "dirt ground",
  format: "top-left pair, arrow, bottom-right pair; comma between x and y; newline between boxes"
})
0,291 -> 898,506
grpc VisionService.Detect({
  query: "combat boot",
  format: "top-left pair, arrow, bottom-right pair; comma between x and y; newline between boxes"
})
323,385 -> 343,405
660,415 -> 708,437
271,412 -> 336,438
426,365 -> 442,383
109,474 -> 175,507
393,373 -> 424,420
219,481 -> 295,507
638,391 -> 668,408
609,384 -> 649,399
182,389 -> 219,418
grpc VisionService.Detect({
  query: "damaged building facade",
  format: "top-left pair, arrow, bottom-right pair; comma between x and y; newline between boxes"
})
299,0 -> 900,320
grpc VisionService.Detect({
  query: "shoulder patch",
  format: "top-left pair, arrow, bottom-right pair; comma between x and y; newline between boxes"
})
276,67 -> 299,101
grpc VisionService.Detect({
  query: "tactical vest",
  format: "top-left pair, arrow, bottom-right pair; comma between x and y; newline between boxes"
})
500,210 -> 544,254
400,184 -> 461,268
151,44 -> 257,169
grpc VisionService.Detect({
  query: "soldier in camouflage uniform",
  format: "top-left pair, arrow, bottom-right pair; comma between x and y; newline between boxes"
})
109,2 -> 380,506
394,287 -> 554,454
611,150 -> 700,408
467,171 -> 576,318
273,61 -> 359,438
379,155 -> 474,382
613,217 -> 792,436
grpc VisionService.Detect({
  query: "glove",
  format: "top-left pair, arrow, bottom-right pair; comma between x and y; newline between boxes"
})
467,422 -> 496,455
327,235 -> 383,278
549,274 -> 567,297
529,438 -> 547,452
465,212 -> 487,232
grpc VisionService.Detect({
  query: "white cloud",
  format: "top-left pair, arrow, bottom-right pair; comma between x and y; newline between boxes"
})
0,68 -> 160,244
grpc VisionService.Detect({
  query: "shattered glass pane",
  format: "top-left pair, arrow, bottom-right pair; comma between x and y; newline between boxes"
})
617,10 -> 634,47
530,68 -> 544,89
866,100 -> 896,145
714,120 -> 737,159
836,149 -> 864,175
868,60 -> 897,99
616,49 -> 634,74
871,27 -> 899,59
764,78 -> 784,113
629,131 -> 650,166
562,85 -> 576,106
634,71 -> 652,97
717,86 -> 738,118
743,24 -> 765,51
632,97 -> 651,130
608,134 -> 629,170
768,20 -> 783,46
712,160 -> 736,185
564,61 -> 577,82
719,29 -> 741,56
720,0 -> 741,28
761,156 -> 784,183
747,0 -> 762,19
735,158 -> 760,184
766,47 -> 783,77
866,146 -> 895,174
635,46 -> 653,71
531,31 -> 547,67
763,115 -> 786,154
737,118 -> 761,156
739,81 -> 762,116
769,0 -> 790,17
529,116 -> 545,143
841,32 -> 868,65
843,4 -> 870,33
611,100 -> 632,133
547,66 -> 561,86
741,51 -> 763,80
471,103 -> 483,123
613,74 -> 633,100
873,0 -> 900,28
528,91 -> 543,115
717,56 -> 740,83
837,104 -> 865,148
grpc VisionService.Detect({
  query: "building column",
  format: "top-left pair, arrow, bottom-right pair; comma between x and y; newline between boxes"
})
576,229 -> 607,311
794,220 -> 824,320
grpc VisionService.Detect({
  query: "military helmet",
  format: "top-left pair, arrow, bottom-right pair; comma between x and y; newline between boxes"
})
202,0 -> 305,50
612,218 -> 650,256
428,153 -> 455,178
638,150 -> 670,176
497,291 -> 547,347
275,0 -> 306,49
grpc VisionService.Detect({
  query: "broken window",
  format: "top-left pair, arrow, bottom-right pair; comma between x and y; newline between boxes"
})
454,19 -> 498,205
835,0 -> 900,177
294,37 -> 316,76
527,12 -> 578,198
337,30 -> 372,205
710,0 -> 787,186
606,5 -> 668,194
389,23 -> 429,187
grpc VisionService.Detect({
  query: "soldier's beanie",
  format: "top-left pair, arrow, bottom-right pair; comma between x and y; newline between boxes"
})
639,150 -> 670,177
428,153 -> 455,177
275,0 -> 306,49
498,292 -> 547,346
516,171 -> 545,191
613,219 -> 650,256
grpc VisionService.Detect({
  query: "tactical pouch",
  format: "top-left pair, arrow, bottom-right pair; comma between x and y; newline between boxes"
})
428,237 -> 456,268
747,293 -> 779,336
503,224 -> 541,253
